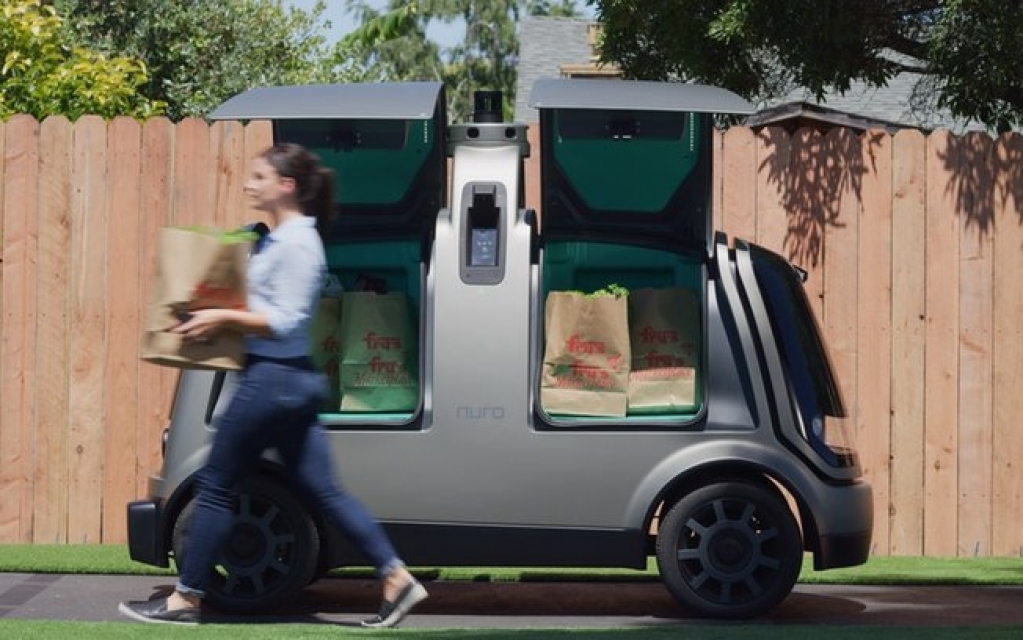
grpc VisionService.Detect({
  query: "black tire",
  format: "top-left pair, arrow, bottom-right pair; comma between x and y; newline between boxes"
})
655,480 -> 802,619
172,475 -> 320,614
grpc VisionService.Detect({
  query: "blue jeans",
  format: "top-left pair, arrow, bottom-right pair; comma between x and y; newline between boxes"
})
177,356 -> 403,598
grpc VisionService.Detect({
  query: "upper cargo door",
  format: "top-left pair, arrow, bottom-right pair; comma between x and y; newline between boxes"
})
210,82 -> 448,242
528,78 -> 752,253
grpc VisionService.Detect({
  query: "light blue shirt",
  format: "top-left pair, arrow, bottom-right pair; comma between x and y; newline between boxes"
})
244,215 -> 326,358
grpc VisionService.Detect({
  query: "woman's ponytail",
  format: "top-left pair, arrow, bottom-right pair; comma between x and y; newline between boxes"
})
310,166 -> 335,238
260,143 -> 336,238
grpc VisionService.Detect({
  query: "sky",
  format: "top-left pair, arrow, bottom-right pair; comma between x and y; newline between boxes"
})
285,0 -> 463,47
284,0 -> 596,48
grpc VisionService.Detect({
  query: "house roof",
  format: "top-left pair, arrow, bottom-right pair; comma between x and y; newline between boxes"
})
515,16 -> 996,134
514,17 -> 597,123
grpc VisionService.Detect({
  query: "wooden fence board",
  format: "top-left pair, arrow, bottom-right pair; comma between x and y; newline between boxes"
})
33,117 -> 73,542
720,127 -> 757,241
0,117 -> 5,535
0,116 -> 40,542
243,121 -> 273,227
856,130 -> 893,554
822,129 -> 860,453
211,121 -> 246,229
889,130 -> 927,555
67,116 -> 108,543
0,118 -> 4,539
172,118 -> 212,227
0,118 -> 5,539
991,133 -> 1023,556
956,133 -> 995,557
753,127 -> 791,258
711,129 -> 722,232
136,119 -> 176,491
102,118 -> 143,543
786,128 -> 825,317
923,131 -> 960,556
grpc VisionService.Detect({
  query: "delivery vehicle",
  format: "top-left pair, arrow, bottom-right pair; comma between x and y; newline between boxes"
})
126,78 -> 872,620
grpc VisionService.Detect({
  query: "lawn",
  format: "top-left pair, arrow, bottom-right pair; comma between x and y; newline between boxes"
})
2,546 -> 1023,639
3,544 -> 1023,585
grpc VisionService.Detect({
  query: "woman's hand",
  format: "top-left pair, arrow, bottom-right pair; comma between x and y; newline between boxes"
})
172,308 -> 230,343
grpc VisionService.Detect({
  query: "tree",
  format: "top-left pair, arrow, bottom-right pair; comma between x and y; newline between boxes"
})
0,0 -> 161,119
592,0 -> 1023,133
54,0 -> 341,121
341,1 -> 583,122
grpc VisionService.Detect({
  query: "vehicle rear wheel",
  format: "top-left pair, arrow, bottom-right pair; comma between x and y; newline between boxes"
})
656,480 -> 802,619
172,475 -> 320,614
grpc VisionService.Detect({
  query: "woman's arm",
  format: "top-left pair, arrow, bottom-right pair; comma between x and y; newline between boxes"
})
172,307 -> 273,341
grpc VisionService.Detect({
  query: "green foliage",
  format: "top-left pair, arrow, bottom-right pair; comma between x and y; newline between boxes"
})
928,0 -> 1023,133
592,0 -> 1023,132
0,0 -> 162,120
55,0 -> 342,121
341,1 -> 584,122
178,226 -> 260,244
577,284 -> 628,298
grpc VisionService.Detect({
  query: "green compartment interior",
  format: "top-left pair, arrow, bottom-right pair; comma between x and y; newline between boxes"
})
322,240 -> 422,418
325,240 -> 422,309
551,110 -> 700,213
542,241 -> 704,295
277,119 -> 436,207
542,240 -> 704,419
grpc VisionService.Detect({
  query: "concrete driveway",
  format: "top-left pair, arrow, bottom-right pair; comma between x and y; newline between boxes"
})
2,573 -> 1022,629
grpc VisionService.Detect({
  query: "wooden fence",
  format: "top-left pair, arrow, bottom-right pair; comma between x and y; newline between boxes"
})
1,115 -> 1022,557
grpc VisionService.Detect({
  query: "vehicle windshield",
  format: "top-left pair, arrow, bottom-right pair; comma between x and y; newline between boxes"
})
750,245 -> 857,469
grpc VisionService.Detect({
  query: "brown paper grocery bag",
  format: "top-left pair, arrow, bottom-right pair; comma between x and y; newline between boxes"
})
541,290 -> 631,417
338,292 -> 418,411
141,227 -> 251,371
627,287 -> 700,414
310,297 -> 342,410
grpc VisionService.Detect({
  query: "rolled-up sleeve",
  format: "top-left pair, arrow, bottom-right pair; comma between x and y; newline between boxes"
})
245,216 -> 326,358
261,240 -> 321,338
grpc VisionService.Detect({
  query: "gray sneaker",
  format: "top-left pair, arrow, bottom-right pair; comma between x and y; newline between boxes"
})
118,597 -> 200,625
360,580 -> 429,628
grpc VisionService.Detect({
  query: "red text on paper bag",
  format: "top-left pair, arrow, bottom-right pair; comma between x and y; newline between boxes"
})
551,335 -> 626,391
191,281 -> 246,310
316,335 -> 340,379
352,332 -> 413,386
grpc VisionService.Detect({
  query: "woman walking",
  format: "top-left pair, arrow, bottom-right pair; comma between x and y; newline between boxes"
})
119,143 -> 427,628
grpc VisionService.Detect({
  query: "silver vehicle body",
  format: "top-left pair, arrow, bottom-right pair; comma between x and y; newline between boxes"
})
128,79 -> 872,619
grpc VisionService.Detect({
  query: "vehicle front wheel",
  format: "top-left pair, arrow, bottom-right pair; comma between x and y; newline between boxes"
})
656,480 -> 802,619
172,475 -> 320,614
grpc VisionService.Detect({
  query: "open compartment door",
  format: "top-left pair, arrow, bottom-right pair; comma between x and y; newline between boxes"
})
528,78 -> 752,253
210,82 -> 448,243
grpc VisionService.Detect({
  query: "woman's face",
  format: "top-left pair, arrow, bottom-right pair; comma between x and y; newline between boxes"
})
244,156 -> 294,213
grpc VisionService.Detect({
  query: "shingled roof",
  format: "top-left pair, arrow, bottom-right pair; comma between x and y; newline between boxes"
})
513,17 -> 603,124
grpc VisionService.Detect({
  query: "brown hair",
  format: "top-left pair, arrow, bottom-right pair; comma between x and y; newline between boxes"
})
260,143 -> 335,237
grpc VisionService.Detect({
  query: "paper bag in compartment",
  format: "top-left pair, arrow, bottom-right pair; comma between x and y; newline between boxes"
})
311,297 -> 342,411
627,287 -> 700,414
338,292 -> 418,411
541,290 -> 631,417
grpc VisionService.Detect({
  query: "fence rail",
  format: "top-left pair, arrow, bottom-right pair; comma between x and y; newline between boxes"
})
1,116 -> 1021,557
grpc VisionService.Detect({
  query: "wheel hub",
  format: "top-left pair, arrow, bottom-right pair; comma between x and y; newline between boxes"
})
226,524 -> 266,564
705,525 -> 758,578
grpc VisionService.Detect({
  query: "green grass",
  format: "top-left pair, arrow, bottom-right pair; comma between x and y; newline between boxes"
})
3,546 -> 1023,638
1,622 -> 1022,640
3,544 -> 1023,586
